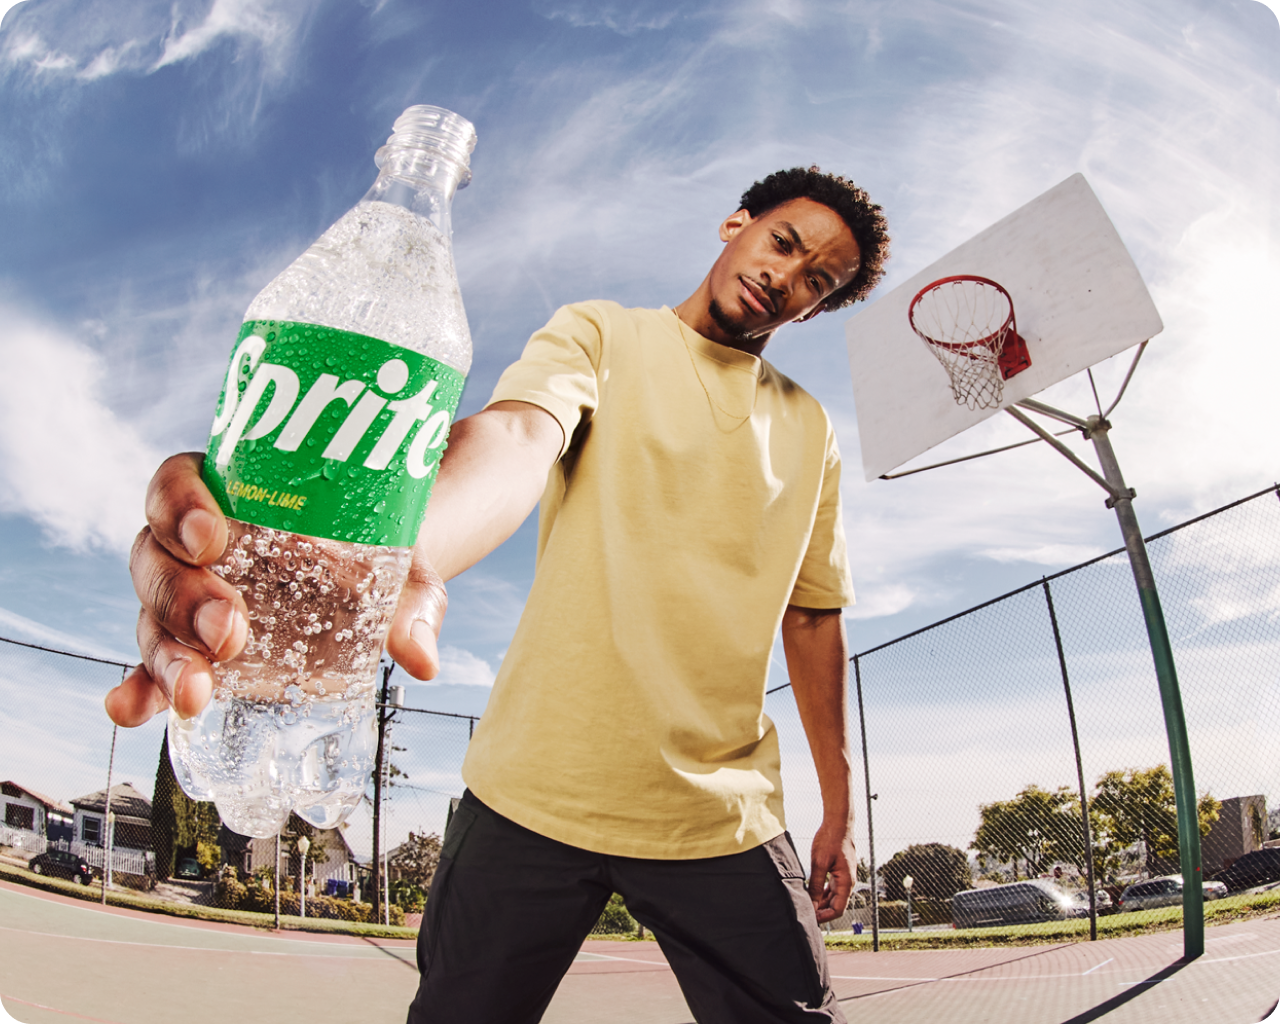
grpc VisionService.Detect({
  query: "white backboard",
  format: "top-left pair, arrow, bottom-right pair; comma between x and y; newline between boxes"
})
845,173 -> 1163,481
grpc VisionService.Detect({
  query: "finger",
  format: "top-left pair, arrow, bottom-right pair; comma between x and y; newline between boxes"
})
130,525 -> 247,662
808,850 -> 835,904
104,665 -> 173,727
134,607 -> 216,720
385,549 -> 448,680
145,452 -> 228,567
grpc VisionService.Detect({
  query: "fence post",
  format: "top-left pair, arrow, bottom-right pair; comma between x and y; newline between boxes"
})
853,654 -> 879,952
274,833 -> 281,929
101,721 -> 118,905
1042,579 -> 1098,941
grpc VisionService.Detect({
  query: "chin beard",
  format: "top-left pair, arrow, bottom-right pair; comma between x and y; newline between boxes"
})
708,299 -> 757,342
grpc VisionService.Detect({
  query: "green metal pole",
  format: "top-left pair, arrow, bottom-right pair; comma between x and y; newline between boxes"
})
1089,419 -> 1203,959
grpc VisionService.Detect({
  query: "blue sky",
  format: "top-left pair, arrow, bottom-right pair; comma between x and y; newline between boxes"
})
0,0 -> 1277,841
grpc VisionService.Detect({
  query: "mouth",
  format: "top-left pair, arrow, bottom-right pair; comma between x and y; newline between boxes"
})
739,277 -> 776,316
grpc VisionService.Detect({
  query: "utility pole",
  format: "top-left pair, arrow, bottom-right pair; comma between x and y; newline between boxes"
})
370,660 -> 395,923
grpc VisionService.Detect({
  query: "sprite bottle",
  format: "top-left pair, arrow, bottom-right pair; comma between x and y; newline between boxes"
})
168,106 -> 476,838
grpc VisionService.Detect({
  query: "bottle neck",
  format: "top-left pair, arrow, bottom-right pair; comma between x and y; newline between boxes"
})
362,106 -> 476,238
362,159 -> 467,236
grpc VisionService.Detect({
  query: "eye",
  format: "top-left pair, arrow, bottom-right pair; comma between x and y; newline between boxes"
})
773,233 -> 789,252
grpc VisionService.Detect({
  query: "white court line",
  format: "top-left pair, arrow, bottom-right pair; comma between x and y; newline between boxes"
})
575,951 -> 671,967
0,923 -> 412,961
832,943 -> 1280,988
0,884 -> 411,950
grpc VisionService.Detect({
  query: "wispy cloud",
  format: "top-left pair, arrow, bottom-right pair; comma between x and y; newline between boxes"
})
0,605 -> 133,663
1,0 -> 304,79
0,304 -> 161,553
531,0 -> 686,35
153,0 -> 296,76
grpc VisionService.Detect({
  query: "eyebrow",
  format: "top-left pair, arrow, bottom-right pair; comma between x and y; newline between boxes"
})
779,221 -> 836,291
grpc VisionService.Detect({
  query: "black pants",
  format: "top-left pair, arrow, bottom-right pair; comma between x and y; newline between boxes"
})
407,792 -> 847,1024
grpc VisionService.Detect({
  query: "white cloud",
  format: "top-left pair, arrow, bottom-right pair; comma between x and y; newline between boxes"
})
0,305 -> 161,553
415,645 -> 496,688
983,544 -> 1109,567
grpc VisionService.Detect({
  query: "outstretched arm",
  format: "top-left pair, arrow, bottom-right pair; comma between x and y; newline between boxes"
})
781,604 -> 854,924
108,400 -> 561,726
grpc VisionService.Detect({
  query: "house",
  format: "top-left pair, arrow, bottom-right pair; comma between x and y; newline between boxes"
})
68,782 -> 156,877
1202,795 -> 1268,876
227,814 -> 359,895
0,781 -> 74,855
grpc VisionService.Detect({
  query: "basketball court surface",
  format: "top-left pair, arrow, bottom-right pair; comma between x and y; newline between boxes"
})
3,881 -> 1278,1024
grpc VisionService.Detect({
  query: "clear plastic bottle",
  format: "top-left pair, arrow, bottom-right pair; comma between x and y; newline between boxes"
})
168,106 -> 476,838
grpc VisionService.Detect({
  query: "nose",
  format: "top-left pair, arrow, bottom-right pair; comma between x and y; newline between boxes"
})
761,257 -> 799,303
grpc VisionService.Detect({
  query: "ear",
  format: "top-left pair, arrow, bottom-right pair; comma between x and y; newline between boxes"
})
719,208 -> 753,243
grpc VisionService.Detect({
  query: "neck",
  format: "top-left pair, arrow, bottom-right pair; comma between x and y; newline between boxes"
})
674,280 -> 772,358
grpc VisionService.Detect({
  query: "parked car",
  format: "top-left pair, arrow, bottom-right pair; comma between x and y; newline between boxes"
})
1210,849 -> 1280,893
1067,888 -> 1113,917
1117,875 -> 1226,912
174,857 -> 204,880
952,880 -> 1075,929
28,849 -> 94,885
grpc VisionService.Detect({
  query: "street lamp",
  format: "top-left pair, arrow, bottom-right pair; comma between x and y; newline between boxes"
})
903,875 -> 914,933
297,835 -> 311,919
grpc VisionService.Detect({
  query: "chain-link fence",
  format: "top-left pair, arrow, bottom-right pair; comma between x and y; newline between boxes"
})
769,484 -> 1280,945
3,485 -> 1279,942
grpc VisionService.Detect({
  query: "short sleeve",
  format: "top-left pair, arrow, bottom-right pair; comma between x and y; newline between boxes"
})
486,303 -> 604,460
788,422 -> 856,609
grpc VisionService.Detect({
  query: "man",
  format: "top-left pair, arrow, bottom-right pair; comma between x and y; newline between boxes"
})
111,165 -> 890,1023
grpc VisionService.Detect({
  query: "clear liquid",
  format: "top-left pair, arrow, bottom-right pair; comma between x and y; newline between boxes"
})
246,200 -> 472,374
170,198 -> 469,837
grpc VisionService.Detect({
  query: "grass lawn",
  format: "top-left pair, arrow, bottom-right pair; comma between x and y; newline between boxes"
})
0,861 -> 418,940
10,858 -> 1278,950
823,889 -> 1280,951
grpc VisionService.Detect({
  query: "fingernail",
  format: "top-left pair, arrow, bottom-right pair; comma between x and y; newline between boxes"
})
162,655 -> 190,703
174,667 -> 213,721
410,620 -> 433,651
195,599 -> 236,654
179,509 -> 218,561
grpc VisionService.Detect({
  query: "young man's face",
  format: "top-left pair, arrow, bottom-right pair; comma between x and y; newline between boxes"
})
705,197 -> 862,346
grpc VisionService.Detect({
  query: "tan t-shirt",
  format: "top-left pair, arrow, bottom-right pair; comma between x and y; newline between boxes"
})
461,301 -> 855,859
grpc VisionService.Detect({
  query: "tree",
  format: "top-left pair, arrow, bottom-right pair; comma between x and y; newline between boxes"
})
971,784 -> 1084,880
879,843 -> 972,902
1089,766 -> 1220,878
281,814 -> 327,885
153,732 -> 222,879
389,830 -> 443,893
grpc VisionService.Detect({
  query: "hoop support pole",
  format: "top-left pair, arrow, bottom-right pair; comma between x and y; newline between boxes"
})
1016,398 -> 1091,431
1087,418 -> 1203,960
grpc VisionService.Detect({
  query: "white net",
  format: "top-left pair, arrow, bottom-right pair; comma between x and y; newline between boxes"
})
909,277 -> 1015,410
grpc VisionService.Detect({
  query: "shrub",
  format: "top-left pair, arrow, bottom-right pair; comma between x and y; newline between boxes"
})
591,893 -> 638,935
214,868 -> 247,910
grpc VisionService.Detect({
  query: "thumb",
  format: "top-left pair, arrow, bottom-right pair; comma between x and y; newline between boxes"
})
385,551 -> 448,680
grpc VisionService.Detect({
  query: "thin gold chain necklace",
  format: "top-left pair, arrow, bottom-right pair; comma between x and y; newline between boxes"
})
672,308 -> 761,426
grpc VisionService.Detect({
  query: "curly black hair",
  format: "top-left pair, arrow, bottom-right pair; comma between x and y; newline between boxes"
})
738,166 -> 890,309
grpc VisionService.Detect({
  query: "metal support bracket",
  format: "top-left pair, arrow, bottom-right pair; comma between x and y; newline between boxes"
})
1004,406 -> 1123,502
1105,488 -> 1137,510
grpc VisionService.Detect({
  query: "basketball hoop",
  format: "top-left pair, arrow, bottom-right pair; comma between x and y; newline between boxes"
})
908,275 -> 1032,409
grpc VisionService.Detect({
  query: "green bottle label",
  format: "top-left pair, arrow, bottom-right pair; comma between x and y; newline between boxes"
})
202,320 -> 466,547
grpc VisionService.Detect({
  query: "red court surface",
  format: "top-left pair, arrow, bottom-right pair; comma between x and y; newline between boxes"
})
3,879 -> 1278,1024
